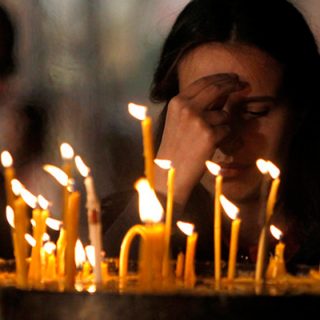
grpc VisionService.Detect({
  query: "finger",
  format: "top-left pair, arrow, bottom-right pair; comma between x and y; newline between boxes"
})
223,86 -> 252,114
180,73 -> 239,99
203,110 -> 230,127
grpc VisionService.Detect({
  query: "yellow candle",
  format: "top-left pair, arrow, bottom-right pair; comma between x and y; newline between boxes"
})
219,195 -> 241,281
175,252 -> 184,279
184,232 -> 198,285
65,190 -> 81,290
266,177 -> 280,221
1,151 -> 16,208
81,261 -> 92,281
154,159 -> 175,279
28,207 -> 48,287
13,196 -> 29,288
119,225 -> 147,278
128,103 -> 154,188
56,227 -> 66,278
43,242 -> 57,282
227,218 -> 241,281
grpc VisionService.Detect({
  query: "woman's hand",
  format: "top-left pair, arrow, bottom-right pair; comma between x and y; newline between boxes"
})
155,73 -> 248,207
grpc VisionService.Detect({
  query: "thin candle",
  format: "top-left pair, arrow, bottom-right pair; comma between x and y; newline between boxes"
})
75,155 -> 102,283
1,151 -> 16,207
128,103 -> 155,188
206,161 -> 222,282
154,159 -> 175,279
220,195 -> 241,281
177,221 -> 198,286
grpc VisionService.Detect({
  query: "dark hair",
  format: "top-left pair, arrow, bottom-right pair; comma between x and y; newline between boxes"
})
0,5 -> 15,77
150,0 -> 320,247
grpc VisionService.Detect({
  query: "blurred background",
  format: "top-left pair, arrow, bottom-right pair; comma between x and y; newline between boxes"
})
0,0 -> 319,243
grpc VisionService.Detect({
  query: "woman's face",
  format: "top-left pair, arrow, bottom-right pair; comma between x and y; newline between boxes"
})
178,43 -> 294,203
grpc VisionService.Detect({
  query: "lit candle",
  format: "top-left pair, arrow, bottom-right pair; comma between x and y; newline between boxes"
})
255,160 -> 281,282
220,195 -> 241,281
206,161 -> 222,282
22,192 -> 48,288
266,225 -> 286,279
119,178 -> 164,286
1,151 -> 16,207
43,242 -> 57,282
154,159 -> 175,279
43,164 -> 80,289
11,181 -> 29,288
128,103 -> 155,188
177,221 -> 198,286
75,155 -> 102,283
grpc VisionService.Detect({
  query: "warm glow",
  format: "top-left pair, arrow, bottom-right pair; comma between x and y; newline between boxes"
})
154,159 -> 172,170
87,285 -> 96,294
46,217 -> 62,231
75,239 -> 86,268
128,102 -> 147,120
60,143 -> 74,160
43,241 -> 56,254
38,195 -> 50,210
177,221 -> 194,236
25,234 -> 36,247
43,165 -> 69,187
206,161 -> 221,176
268,161 -> 280,179
31,219 -> 36,227
220,195 -> 239,220
256,159 -> 268,174
6,206 -> 15,228
85,245 -> 95,267
20,188 -> 37,209
270,225 -> 283,241
75,155 -> 90,178
11,179 -> 23,196
1,150 -> 13,167
134,178 -> 164,223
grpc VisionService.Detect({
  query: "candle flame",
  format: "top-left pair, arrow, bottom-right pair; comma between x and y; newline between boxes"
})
43,165 -> 69,187
11,179 -> 23,196
206,161 -> 221,176
75,155 -> 90,178
220,195 -> 239,220
6,206 -> 15,228
177,221 -> 194,236
31,219 -> 36,227
154,159 -> 172,170
60,143 -> 74,160
270,225 -> 283,241
256,159 -> 268,174
267,161 -> 280,179
85,245 -> 95,267
20,188 -> 37,209
134,178 -> 164,223
1,150 -> 13,167
87,284 -> 96,293
38,195 -> 50,210
25,234 -> 36,247
128,102 -> 147,120
46,217 -> 62,231
43,233 -> 50,242
75,239 -> 86,268
43,241 -> 56,254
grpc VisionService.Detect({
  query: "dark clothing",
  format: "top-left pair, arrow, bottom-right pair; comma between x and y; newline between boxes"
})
102,183 -> 320,272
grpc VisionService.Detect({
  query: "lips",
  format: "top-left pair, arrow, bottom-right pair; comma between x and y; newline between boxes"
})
218,163 -> 252,178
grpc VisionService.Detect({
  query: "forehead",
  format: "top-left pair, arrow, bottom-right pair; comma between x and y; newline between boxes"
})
178,43 -> 283,96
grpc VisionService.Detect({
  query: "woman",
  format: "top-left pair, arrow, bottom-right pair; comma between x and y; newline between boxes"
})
102,0 -> 320,269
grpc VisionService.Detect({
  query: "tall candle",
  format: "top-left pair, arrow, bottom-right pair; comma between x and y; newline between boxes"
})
255,160 -> 281,282
175,252 -> 184,279
206,161 -> 222,282
64,188 -> 81,290
128,103 -> 154,188
1,151 -> 16,207
154,159 -> 175,279
177,221 -> 198,286
75,155 -> 102,283
220,195 -> 241,281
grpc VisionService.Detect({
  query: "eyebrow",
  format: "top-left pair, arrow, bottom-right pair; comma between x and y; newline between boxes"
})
243,96 -> 278,104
